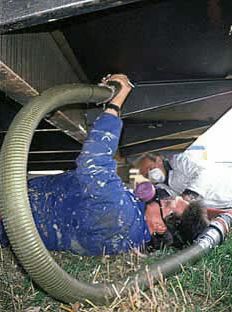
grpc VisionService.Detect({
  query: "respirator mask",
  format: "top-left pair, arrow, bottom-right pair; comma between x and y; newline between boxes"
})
148,168 -> 166,183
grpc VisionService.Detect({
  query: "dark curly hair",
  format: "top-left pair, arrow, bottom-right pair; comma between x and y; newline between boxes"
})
164,200 -> 209,248
146,200 -> 209,251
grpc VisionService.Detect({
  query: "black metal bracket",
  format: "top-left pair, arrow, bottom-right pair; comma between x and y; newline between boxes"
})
122,80 -> 232,117
120,138 -> 192,157
120,119 -> 211,147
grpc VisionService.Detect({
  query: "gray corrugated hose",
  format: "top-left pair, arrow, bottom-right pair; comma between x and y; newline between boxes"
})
0,83 -> 230,305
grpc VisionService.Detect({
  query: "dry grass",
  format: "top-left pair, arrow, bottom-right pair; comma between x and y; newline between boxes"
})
1,234 -> 232,312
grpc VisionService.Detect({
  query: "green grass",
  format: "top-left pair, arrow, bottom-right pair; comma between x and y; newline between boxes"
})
0,233 -> 232,312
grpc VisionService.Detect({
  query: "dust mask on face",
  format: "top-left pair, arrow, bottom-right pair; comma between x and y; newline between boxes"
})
148,168 -> 166,183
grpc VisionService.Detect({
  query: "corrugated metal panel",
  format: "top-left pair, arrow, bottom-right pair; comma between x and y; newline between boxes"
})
0,32 -> 78,95
0,32 -> 87,143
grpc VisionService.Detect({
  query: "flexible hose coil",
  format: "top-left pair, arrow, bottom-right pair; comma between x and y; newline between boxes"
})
0,84 -> 210,304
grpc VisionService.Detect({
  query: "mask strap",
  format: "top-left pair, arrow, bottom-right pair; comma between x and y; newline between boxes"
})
159,203 -> 165,222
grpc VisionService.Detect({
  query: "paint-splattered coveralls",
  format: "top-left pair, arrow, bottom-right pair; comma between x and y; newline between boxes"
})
0,113 -> 150,255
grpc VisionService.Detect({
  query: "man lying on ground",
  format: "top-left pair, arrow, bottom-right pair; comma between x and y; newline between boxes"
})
0,74 -> 211,255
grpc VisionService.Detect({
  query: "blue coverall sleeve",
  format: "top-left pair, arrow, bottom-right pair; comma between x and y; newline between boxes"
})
75,112 -> 123,199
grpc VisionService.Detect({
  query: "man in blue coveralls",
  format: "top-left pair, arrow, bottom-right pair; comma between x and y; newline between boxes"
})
0,74 -> 209,255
